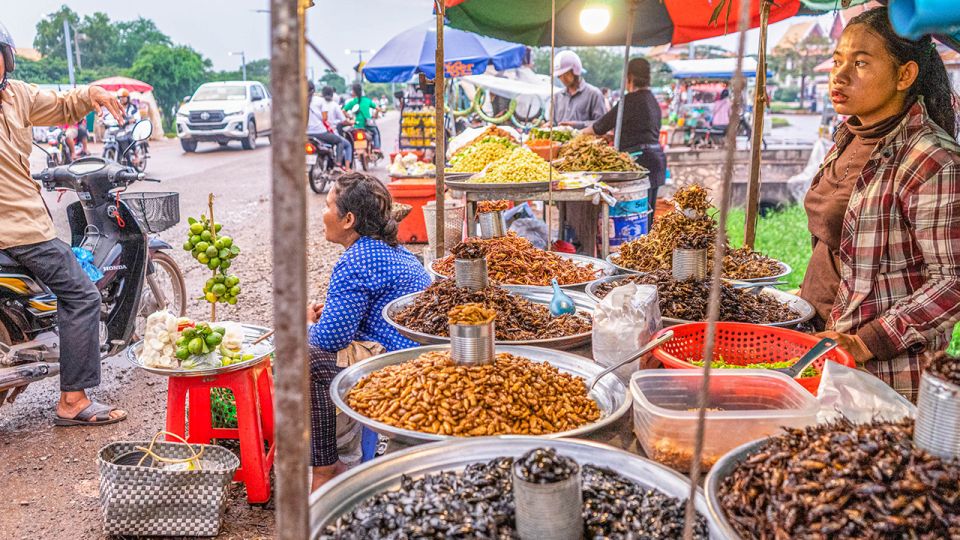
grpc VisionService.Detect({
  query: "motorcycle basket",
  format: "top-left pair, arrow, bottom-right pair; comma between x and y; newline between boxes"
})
119,192 -> 180,234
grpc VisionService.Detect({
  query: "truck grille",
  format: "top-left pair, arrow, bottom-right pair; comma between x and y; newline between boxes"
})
188,110 -> 225,123
187,123 -> 228,131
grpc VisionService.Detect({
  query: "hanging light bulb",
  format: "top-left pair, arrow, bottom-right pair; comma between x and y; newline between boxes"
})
580,2 -> 611,34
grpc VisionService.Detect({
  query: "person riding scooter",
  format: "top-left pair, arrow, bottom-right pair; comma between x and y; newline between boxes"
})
342,83 -> 382,151
307,81 -> 352,168
0,22 -> 129,426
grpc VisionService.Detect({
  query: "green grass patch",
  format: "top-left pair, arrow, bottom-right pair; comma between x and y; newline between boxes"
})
771,117 -> 791,129
724,205 -> 810,290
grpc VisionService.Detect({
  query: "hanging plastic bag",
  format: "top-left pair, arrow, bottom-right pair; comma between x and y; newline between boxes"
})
815,361 -> 916,424
592,283 -> 662,383
508,218 -> 549,249
72,246 -> 103,282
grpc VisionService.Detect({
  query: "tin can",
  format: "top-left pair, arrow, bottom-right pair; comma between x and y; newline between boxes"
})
478,210 -> 507,239
672,248 -> 707,281
512,463 -> 583,540
454,258 -> 489,290
449,320 -> 495,366
914,371 -> 960,461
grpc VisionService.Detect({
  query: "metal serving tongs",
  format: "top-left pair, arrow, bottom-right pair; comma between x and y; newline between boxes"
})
773,337 -> 838,379
587,330 -> 674,392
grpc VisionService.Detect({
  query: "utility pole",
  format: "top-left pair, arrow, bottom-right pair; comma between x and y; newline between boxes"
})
73,26 -> 82,71
230,51 -> 247,81
345,48 -> 372,83
63,19 -> 76,86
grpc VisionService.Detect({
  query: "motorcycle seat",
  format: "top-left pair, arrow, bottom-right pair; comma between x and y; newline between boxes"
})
0,249 -> 23,269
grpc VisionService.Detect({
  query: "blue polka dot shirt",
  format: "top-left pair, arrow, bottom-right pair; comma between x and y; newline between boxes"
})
309,236 -> 431,353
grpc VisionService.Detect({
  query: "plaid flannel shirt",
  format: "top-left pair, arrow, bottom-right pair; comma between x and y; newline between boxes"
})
815,99 -> 960,402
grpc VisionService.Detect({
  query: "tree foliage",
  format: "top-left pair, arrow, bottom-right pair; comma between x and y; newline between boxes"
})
532,47 -> 671,91
318,69 -> 347,94
769,33 -> 832,107
128,44 -> 210,119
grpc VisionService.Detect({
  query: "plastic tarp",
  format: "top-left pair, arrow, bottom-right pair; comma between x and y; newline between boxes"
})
667,58 -> 763,80
362,22 -> 526,83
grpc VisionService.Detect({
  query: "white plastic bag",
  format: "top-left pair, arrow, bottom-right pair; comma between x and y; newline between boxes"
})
815,361 -> 916,424
591,283 -> 662,383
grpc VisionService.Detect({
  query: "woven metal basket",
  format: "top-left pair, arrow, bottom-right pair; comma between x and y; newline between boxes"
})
98,434 -> 239,536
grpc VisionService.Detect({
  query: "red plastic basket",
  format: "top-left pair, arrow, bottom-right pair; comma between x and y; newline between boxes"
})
651,322 -> 856,395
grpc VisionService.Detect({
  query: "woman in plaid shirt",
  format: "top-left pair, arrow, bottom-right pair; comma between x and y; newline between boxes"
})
800,8 -> 960,402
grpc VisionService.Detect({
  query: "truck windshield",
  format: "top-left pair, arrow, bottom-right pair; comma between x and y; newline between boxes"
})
192,86 -> 247,101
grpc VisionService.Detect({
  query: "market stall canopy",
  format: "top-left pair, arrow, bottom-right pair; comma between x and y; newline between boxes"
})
362,21 -> 527,83
667,57 -> 765,79
445,0 -> 871,47
90,76 -> 153,93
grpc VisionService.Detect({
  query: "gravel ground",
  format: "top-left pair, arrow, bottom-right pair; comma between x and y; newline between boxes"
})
0,127 -> 397,539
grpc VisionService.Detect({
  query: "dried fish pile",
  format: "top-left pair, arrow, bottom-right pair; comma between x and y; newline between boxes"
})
393,280 -> 591,340
346,351 -> 601,436
434,234 -> 599,286
612,186 -> 782,280
594,270 -> 799,324
554,135 -> 641,172
319,452 -> 709,539
718,418 -> 960,539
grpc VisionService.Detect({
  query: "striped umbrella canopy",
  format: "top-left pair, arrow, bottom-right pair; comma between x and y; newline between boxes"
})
444,0 -> 872,47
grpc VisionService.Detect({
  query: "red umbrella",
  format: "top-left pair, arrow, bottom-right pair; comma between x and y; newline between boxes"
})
90,76 -> 153,93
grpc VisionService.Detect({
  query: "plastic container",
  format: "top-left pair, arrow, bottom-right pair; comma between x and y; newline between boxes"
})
650,322 -> 857,395
630,370 -> 818,473
422,199 -> 464,253
525,140 -> 561,161
386,178 -> 436,244
606,212 -> 650,247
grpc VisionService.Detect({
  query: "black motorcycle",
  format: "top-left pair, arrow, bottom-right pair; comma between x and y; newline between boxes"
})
102,118 -> 150,173
0,121 -> 185,405
306,136 -> 340,194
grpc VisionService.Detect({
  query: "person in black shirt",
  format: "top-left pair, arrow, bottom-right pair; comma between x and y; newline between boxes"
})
584,57 -> 667,219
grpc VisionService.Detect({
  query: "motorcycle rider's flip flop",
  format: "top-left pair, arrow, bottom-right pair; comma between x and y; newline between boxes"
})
54,401 -> 127,427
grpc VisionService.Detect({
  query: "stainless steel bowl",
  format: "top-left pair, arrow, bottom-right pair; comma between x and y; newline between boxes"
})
126,323 -> 274,377
382,286 -> 596,350
330,344 -> 630,446
429,252 -> 616,291
309,436 -> 709,537
606,254 -> 792,284
705,438 -> 768,540
585,275 -> 814,328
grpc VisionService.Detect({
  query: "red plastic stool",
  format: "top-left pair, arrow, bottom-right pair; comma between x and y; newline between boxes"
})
164,358 -> 275,503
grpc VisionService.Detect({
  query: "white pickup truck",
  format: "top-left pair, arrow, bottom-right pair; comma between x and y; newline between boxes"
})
175,81 -> 271,152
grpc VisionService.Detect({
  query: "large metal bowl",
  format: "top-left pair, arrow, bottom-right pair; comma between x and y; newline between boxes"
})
606,253 -> 792,283
382,285 -> 596,350
584,275 -> 814,328
126,323 -> 274,377
428,252 -> 616,291
309,436 -> 709,538
330,344 -> 630,446
704,438 -> 768,540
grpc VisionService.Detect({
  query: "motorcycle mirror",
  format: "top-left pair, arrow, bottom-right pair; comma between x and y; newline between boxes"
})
132,120 -> 153,142
32,141 -> 54,160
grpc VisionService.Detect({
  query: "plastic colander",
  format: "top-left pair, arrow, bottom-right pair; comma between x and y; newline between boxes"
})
650,322 -> 856,395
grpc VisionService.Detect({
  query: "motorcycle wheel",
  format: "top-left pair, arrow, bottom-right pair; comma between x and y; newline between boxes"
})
132,145 -> 148,173
134,251 -> 187,338
359,153 -> 369,172
308,162 -> 328,194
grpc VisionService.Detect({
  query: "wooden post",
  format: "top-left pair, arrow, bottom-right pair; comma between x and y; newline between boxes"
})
270,0 -> 310,538
434,1 -> 446,259
743,0 -> 771,249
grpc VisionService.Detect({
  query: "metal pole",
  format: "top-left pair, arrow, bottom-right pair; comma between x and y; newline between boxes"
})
72,26 -> 82,71
242,51 -> 248,81
612,1 -> 638,151
270,0 -> 310,537
743,0 -> 772,249
63,20 -> 76,87
434,1 -> 446,260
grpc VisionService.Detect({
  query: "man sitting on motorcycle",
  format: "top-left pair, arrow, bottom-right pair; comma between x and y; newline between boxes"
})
342,83 -> 382,151
0,23 -> 129,426
307,81 -> 352,168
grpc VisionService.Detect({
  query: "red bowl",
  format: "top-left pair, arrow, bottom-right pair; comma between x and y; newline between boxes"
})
651,322 -> 856,395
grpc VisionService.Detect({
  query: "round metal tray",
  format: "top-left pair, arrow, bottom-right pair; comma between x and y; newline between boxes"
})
126,323 -> 274,377
309,436 -> 709,536
429,252 -> 616,291
606,253 -> 793,283
330,344 -> 630,446
382,285 -> 596,350
444,178 -> 553,192
704,437 -> 768,540
584,274 -> 814,328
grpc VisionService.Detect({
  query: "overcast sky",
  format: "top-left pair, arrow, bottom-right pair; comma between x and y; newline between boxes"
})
7,1 -> 829,78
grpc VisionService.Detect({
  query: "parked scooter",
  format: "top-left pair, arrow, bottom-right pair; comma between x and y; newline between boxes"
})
44,126 -> 74,167
0,121 -> 185,406
102,116 -> 150,173
305,136 -> 341,194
